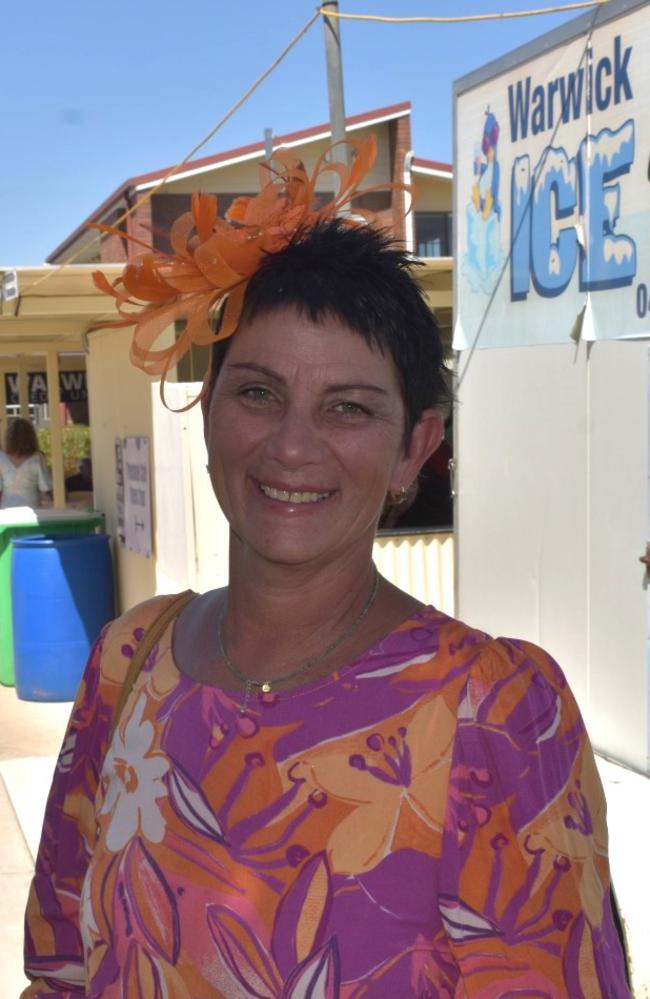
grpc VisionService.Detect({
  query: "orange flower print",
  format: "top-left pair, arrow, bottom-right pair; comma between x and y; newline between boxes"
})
282,696 -> 456,874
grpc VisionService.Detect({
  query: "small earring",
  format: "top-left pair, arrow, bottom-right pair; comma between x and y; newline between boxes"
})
389,485 -> 408,505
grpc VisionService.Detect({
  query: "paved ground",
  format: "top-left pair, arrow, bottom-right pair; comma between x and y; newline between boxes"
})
0,687 -> 70,999
1,683 -> 648,998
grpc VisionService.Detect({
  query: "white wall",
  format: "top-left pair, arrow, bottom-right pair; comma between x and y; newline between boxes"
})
456,339 -> 649,773
152,382 -> 230,596
86,327 -> 158,612
412,173 -> 452,212
587,340 -> 649,767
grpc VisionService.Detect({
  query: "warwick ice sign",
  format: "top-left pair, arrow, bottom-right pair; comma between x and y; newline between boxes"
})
509,36 -> 634,299
507,36 -> 632,141
454,3 -> 650,349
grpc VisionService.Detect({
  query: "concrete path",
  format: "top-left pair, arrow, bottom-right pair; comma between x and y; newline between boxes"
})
1,684 -> 648,997
0,687 -> 70,999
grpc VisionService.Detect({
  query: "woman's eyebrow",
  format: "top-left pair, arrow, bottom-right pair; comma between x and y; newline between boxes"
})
325,382 -> 389,395
225,362 -> 285,383
224,364 -> 388,396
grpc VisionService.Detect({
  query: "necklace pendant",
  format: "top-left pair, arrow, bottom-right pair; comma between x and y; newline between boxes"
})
218,568 -> 380,712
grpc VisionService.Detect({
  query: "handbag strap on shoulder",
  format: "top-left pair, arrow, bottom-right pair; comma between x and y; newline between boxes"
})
108,589 -> 194,745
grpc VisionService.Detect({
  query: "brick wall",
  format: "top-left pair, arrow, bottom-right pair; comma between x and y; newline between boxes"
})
99,232 -> 127,263
97,196 -> 153,264
388,114 -> 412,245
98,205 -> 129,264
126,195 -> 153,261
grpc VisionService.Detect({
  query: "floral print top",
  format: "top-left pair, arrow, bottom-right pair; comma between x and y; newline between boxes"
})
23,593 -> 630,998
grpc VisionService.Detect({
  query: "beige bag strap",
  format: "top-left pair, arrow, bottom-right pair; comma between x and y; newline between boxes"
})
108,589 -> 194,744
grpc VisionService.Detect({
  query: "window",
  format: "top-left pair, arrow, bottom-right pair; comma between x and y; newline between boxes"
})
151,193 -> 256,253
415,212 -> 452,257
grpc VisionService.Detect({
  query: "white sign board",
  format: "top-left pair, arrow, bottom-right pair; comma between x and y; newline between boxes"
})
122,436 -> 152,557
454,1 -> 650,349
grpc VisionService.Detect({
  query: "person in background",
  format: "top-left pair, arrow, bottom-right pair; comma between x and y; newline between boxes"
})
0,417 -> 52,509
64,456 -> 93,494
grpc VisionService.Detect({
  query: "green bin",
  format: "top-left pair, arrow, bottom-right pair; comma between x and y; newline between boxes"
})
0,508 -> 105,686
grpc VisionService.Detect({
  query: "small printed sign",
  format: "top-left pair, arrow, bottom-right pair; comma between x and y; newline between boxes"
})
122,436 -> 152,557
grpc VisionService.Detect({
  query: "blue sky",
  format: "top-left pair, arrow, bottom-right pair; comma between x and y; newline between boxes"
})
0,0 -> 581,264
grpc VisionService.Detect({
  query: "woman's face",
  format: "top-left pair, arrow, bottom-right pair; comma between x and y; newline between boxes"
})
204,305 -> 442,570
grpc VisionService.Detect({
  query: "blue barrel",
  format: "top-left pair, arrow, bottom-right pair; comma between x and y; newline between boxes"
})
11,534 -> 114,701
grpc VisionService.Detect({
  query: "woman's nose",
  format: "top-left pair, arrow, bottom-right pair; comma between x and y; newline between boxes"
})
264,408 -> 324,468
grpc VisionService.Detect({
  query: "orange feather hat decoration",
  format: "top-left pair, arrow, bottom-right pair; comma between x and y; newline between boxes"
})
90,135 -> 412,408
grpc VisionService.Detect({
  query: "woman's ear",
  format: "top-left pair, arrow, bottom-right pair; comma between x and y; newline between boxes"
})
390,409 -> 445,493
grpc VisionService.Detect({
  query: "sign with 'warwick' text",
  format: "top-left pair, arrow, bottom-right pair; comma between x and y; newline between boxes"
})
4,370 -> 87,405
453,0 -> 650,349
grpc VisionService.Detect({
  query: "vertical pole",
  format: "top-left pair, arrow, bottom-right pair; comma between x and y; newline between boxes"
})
17,356 -> 29,419
0,364 -> 7,437
46,349 -> 65,508
264,128 -> 273,159
321,1 -> 349,167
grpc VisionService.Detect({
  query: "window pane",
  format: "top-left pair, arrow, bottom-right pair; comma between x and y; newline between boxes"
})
415,212 -> 451,257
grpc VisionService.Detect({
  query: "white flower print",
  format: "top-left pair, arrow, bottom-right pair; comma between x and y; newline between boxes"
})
100,694 -> 169,852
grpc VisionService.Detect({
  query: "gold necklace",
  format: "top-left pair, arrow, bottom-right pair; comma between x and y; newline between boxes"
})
218,568 -> 380,715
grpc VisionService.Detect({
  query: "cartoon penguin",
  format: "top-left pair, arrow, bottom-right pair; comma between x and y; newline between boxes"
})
472,109 -> 501,220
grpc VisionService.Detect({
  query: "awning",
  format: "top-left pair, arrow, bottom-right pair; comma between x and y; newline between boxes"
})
0,265 -> 121,350
0,265 -> 122,506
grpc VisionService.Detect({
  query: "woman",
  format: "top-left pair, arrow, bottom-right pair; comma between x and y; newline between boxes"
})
0,417 -> 52,508
23,143 -> 630,998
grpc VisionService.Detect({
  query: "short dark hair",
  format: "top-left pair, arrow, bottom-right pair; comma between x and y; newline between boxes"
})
4,417 -> 38,457
210,220 -> 450,441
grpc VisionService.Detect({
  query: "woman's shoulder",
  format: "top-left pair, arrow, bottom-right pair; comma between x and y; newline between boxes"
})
416,609 -> 577,717
398,605 -> 492,669
101,591 -> 194,662
437,617 -> 582,740
15,451 -> 40,466
469,632 -> 573,705
428,608 -> 565,679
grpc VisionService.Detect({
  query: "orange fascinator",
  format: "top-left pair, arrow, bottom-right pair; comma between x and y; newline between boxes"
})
91,135 -> 411,408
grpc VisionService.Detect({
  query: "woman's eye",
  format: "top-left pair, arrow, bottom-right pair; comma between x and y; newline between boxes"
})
239,385 -> 274,404
331,401 -> 370,417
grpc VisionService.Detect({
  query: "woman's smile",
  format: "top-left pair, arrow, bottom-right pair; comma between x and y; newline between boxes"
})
255,479 -> 335,505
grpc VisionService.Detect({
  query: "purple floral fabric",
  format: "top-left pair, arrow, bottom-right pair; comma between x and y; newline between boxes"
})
22,595 -> 630,997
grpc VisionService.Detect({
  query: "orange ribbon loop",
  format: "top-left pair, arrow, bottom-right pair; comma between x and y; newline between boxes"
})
90,135 -> 412,409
